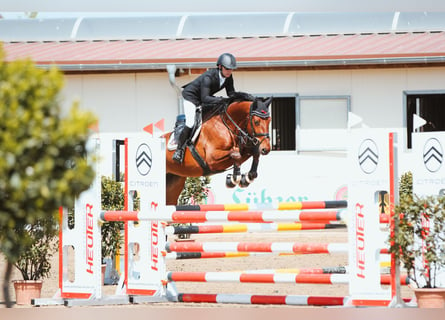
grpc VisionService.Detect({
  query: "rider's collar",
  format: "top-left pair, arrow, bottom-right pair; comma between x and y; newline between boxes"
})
219,70 -> 226,87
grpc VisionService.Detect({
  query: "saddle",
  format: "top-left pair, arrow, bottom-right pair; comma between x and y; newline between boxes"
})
167,92 -> 255,151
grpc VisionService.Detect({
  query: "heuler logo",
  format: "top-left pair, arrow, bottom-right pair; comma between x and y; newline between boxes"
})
358,139 -> 379,174
423,138 -> 443,173
136,143 -> 153,176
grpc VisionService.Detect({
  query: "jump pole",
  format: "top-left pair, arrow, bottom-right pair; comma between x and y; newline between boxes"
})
175,200 -> 347,211
176,293 -> 348,306
101,209 -> 347,223
166,271 -> 409,285
164,222 -> 346,234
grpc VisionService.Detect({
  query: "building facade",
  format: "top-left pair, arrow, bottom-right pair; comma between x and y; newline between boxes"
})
2,12 -> 445,202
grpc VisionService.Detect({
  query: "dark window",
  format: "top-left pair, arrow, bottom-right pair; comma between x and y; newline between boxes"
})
406,93 -> 445,148
271,97 -> 296,151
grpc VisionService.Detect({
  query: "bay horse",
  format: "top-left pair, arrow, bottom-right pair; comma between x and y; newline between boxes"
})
163,93 -> 272,205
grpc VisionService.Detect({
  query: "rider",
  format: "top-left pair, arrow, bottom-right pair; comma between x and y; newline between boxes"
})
172,52 -> 237,163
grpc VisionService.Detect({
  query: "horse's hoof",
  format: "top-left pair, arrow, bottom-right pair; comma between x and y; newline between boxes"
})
248,172 -> 258,180
226,174 -> 237,188
239,174 -> 251,188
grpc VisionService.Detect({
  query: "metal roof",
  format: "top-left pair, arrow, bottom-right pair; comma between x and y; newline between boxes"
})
2,12 -> 445,41
2,12 -> 445,72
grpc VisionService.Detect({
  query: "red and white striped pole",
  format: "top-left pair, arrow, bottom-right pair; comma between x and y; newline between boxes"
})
165,241 -> 349,254
165,222 -> 346,235
175,200 -> 347,211
177,293 -> 348,306
167,271 -> 409,285
101,209 -> 347,223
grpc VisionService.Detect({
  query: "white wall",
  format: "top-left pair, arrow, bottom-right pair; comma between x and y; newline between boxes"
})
350,69 -> 405,128
62,72 -> 178,133
60,66 -> 445,135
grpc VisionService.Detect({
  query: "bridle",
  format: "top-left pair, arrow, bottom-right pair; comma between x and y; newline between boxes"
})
221,100 -> 270,150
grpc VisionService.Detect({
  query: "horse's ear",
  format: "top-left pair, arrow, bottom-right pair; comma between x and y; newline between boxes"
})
264,97 -> 273,108
252,97 -> 272,118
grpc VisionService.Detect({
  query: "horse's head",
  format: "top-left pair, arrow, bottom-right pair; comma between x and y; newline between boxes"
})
223,94 -> 272,156
248,97 -> 272,156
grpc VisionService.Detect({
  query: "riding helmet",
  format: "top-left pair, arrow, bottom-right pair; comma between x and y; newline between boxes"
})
217,53 -> 237,70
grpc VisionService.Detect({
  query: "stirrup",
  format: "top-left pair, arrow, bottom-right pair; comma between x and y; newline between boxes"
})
173,148 -> 185,163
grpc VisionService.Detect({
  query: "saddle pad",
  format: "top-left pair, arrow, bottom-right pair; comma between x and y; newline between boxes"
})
167,125 -> 202,151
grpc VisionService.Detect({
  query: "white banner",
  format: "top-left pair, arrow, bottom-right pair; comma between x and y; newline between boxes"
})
347,129 -> 392,305
125,137 -> 166,296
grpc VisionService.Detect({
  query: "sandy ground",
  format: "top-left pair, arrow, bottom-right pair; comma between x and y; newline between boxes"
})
0,228 -> 414,308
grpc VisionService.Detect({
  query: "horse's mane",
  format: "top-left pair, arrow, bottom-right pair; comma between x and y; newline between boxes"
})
226,92 -> 271,119
202,91 -> 256,122
227,91 -> 256,103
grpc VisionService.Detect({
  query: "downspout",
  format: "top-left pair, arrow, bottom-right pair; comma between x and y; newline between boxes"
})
166,64 -> 184,114
167,64 -> 186,142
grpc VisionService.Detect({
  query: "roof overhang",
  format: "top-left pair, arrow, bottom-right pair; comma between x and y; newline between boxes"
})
37,56 -> 445,74
4,32 -> 445,73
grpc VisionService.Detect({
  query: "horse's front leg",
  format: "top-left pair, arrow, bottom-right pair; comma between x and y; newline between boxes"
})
225,145 -> 243,188
225,164 -> 241,188
239,154 -> 259,188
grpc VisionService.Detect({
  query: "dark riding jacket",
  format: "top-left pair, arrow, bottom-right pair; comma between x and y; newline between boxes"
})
182,68 -> 235,107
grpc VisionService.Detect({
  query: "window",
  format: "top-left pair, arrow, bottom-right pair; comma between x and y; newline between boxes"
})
269,95 -> 350,152
297,96 -> 350,152
405,91 -> 445,148
270,97 -> 296,151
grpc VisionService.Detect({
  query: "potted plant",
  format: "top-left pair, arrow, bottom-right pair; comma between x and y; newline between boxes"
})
175,176 -> 211,240
12,218 -> 58,305
389,171 -> 445,307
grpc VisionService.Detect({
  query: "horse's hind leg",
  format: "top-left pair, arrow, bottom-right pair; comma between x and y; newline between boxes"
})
166,173 -> 187,205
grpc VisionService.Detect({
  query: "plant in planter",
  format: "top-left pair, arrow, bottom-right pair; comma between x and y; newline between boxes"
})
389,171 -> 445,307
175,176 -> 211,239
12,218 -> 58,304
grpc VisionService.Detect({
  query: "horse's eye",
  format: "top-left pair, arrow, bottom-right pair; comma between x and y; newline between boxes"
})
254,120 -> 260,126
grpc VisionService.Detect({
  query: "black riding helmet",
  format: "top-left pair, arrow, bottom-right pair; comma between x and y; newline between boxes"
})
217,53 -> 237,70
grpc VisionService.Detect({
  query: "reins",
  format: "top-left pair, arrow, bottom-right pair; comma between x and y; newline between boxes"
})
221,100 -> 270,149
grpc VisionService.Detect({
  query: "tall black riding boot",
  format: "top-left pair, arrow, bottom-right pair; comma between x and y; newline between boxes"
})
173,114 -> 186,143
173,126 -> 192,163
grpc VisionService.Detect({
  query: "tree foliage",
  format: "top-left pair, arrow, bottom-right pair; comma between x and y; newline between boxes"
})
175,177 -> 211,239
0,52 -> 97,262
178,176 -> 211,205
0,47 -> 97,306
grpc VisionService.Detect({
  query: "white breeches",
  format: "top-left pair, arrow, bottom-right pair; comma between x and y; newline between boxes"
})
183,100 -> 196,128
